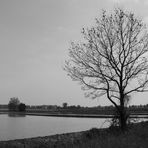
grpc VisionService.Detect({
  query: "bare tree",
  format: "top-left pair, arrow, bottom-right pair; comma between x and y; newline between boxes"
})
65,8 -> 148,130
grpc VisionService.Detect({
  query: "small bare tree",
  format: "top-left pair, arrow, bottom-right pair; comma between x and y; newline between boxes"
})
65,8 -> 148,130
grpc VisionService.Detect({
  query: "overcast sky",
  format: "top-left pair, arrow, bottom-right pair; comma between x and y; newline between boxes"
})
0,0 -> 148,106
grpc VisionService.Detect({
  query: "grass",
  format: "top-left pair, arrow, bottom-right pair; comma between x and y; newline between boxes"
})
0,121 -> 148,148
78,123 -> 148,148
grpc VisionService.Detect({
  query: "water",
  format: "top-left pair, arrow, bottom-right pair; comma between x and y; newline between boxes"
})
0,114 -> 110,141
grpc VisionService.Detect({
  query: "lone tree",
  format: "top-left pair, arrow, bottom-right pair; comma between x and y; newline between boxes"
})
8,97 -> 20,111
65,8 -> 148,130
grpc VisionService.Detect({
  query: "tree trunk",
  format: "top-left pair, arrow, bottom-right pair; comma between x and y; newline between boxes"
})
119,109 -> 127,130
118,92 -> 127,130
119,96 -> 127,131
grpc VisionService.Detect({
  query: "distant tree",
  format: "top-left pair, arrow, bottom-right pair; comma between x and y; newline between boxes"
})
65,8 -> 148,130
8,97 -> 20,111
18,103 -> 26,112
77,105 -> 81,109
63,102 -> 68,108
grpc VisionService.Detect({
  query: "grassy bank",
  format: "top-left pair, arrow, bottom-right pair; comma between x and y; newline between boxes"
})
0,121 -> 148,148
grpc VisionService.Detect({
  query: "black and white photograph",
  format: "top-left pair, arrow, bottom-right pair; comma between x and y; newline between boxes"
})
0,0 -> 148,147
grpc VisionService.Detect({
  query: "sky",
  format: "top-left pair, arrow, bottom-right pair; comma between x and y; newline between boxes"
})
0,0 -> 148,106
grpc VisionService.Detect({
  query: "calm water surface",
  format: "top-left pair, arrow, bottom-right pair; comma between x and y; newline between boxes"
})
0,114 -> 110,141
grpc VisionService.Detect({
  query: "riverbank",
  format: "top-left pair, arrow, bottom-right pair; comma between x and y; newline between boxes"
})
0,111 -> 113,118
0,111 -> 148,118
0,121 -> 148,148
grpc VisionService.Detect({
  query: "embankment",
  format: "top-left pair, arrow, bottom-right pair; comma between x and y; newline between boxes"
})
0,111 -> 148,118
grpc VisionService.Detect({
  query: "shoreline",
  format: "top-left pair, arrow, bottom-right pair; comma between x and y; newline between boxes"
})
0,121 -> 147,148
0,130 -> 86,147
0,112 -> 148,118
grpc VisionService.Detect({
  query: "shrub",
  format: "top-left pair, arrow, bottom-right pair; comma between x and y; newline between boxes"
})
18,103 -> 26,112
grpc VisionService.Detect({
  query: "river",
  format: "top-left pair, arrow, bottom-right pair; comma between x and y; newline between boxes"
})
0,114 -> 110,141
0,113 -> 147,141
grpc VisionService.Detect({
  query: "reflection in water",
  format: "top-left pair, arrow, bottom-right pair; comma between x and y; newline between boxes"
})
8,112 -> 26,117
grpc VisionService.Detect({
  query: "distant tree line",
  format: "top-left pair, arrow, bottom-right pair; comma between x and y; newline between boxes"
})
0,100 -> 147,113
8,97 -> 26,112
26,103 -> 148,115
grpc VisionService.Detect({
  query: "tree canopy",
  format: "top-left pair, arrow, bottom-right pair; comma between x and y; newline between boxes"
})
65,8 -> 148,130
8,97 -> 26,112
8,97 -> 20,111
